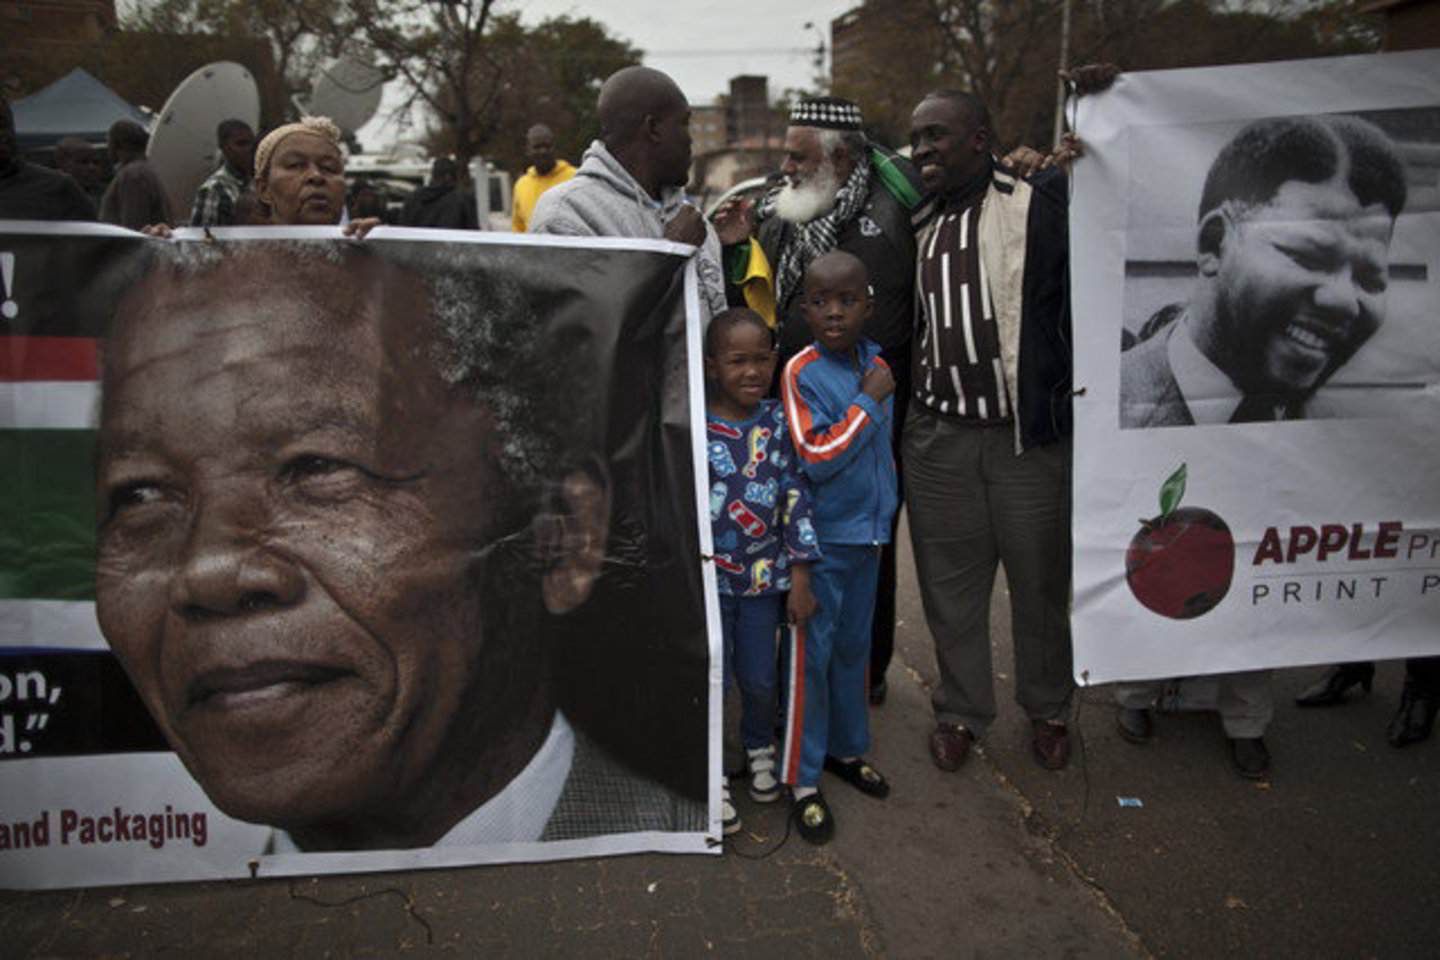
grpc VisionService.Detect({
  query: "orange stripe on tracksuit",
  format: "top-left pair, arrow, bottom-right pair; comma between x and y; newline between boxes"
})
782,348 -> 878,467
781,622 -> 806,785
782,545 -> 881,788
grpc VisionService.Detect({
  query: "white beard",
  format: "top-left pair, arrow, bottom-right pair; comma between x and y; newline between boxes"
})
774,165 -> 840,225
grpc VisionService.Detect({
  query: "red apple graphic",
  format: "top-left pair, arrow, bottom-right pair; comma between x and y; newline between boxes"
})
1125,464 -> 1235,619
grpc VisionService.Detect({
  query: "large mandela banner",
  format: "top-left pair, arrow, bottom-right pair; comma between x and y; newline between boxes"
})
0,224 -> 720,888
1071,50 -> 1440,684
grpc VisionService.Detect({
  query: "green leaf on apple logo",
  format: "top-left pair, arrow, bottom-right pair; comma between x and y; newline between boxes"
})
1159,463 -> 1187,520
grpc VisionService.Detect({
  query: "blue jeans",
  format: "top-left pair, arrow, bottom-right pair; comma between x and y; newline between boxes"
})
720,592 -> 784,750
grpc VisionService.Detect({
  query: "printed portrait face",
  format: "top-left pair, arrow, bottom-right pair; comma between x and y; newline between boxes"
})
94,249 -> 550,845
1204,176 -> 1394,397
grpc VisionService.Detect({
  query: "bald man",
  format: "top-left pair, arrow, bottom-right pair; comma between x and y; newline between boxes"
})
512,124 -> 574,232
530,66 -> 727,318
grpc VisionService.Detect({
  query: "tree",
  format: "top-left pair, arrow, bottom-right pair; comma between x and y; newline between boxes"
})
121,0 -> 346,121
109,0 -> 640,166
349,2 -> 640,170
343,0 -> 500,167
831,0 -> 1381,153
422,13 -> 643,174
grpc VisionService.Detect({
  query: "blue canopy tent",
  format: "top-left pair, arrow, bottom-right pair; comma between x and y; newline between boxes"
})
12,68 -> 151,152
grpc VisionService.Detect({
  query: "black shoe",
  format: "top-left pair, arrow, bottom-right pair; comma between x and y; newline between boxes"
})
1115,707 -> 1153,743
1032,720 -> 1071,770
1230,737 -> 1270,779
1387,686 -> 1439,747
1295,662 -> 1375,707
824,755 -> 890,798
869,678 -> 888,706
792,792 -> 835,845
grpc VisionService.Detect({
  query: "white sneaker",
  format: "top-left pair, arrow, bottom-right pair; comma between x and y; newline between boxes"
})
722,777 -> 741,835
747,745 -> 782,803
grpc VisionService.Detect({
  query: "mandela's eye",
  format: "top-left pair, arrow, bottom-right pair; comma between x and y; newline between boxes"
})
281,454 -> 368,502
108,482 -> 171,513
282,455 -> 350,479
1278,243 -> 1329,273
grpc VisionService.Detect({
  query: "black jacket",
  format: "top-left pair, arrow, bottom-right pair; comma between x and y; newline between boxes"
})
399,183 -> 479,229
732,150 -> 923,389
1014,167 -> 1072,448
0,160 -> 97,221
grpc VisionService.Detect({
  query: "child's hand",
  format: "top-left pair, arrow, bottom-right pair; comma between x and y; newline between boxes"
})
787,564 -> 816,624
861,363 -> 895,402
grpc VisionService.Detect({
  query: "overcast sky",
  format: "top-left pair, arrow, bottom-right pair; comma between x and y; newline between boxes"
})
349,0 -> 857,149
121,0 -> 860,149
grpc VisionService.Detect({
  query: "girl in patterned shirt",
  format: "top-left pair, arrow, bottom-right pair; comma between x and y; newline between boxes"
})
705,308 -> 820,837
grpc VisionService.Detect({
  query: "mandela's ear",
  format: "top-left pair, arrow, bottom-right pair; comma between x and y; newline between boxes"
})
1197,207 -> 1230,277
535,458 -> 612,616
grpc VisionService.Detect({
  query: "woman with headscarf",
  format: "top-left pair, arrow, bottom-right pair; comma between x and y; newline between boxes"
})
252,116 -> 377,232
145,116 -> 379,235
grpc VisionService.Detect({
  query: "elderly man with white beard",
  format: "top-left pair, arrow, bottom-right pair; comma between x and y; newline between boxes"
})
715,96 -> 924,708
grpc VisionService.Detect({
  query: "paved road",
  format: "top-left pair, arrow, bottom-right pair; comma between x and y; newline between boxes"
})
890,520 -> 1440,960
2,516 -> 1435,957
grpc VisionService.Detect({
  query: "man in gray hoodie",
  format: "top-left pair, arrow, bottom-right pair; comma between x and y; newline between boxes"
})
530,66 -> 727,318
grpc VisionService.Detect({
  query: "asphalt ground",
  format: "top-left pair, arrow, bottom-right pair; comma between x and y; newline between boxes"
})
2,515 -> 1436,957
890,521 -> 1440,960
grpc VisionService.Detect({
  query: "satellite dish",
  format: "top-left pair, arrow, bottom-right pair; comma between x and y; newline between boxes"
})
147,62 -> 260,218
305,56 -> 385,135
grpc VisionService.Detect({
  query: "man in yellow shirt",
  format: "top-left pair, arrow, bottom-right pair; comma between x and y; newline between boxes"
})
512,124 -> 575,232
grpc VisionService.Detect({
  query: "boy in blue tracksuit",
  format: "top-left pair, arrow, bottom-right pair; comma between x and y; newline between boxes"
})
779,250 -> 899,844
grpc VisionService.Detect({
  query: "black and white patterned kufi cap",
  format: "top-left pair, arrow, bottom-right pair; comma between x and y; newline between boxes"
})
789,96 -> 863,131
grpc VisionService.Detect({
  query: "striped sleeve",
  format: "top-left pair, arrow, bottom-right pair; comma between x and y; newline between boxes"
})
782,352 -> 883,483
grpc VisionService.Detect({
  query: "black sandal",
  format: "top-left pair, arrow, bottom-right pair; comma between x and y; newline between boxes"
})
823,756 -> 890,798
792,792 -> 835,844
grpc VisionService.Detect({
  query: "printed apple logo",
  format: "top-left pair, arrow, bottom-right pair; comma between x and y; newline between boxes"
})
1126,464 -> 1235,619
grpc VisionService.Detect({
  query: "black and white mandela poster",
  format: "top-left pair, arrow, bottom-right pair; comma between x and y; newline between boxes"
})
1070,50 -> 1440,683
